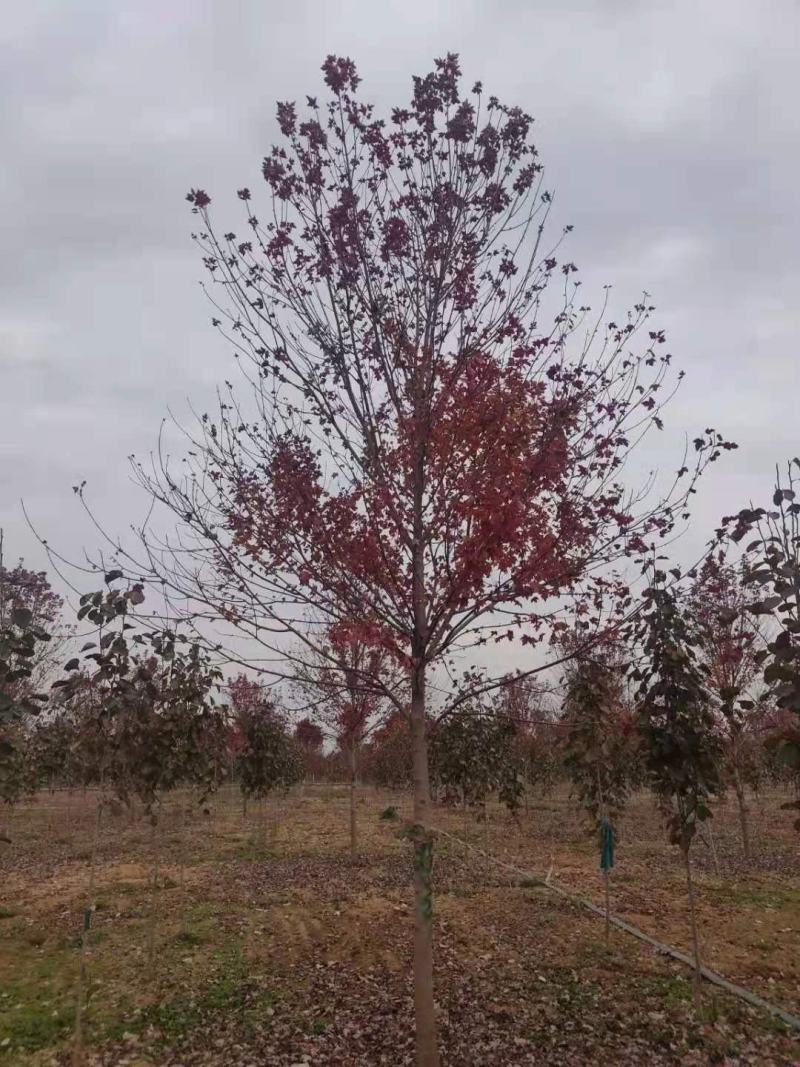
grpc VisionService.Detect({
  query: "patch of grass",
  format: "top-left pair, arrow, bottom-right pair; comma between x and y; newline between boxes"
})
635,972 -> 693,1007
612,873 -> 636,885
759,1012 -> 792,1037
186,902 -> 217,922
697,995 -> 721,1025
577,937 -> 617,965
112,881 -> 147,895
111,947 -> 280,1045
552,972 -> 598,1013
0,908 -> 18,920
232,840 -> 276,862
713,884 -> 800,910
0,998 -> 74,1056
756,938 -> 780,954
0,946 -> 79,1057
56,930 -> 106,952
173,928 -> 207,948
311,1017 -> 329,1034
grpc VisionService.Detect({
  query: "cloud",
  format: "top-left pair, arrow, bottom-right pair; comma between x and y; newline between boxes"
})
1,0 -> 798,630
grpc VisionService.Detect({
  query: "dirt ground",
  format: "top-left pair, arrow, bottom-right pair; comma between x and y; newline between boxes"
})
1,783 -> 799,1065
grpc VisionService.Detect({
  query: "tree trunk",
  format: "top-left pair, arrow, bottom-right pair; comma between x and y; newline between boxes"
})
704,820 -> 721,878
603,867 -> 610,947
683,843 -> 702,1005
733,769 -> 751,862
73,795 -> 102,1067
483,799 -> 490,881
147,812 -> 161,976
177,791 -> 188,889
349,739 -> 358,856
410,665 -> 439,1067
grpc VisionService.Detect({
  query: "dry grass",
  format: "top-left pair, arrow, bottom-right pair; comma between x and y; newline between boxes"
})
1,783 -> 798,1065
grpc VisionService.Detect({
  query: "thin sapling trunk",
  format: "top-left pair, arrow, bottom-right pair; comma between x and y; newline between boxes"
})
146,806 -> 161,976
704,820 -> 721,878
733,768 -> 751,862
349,739 -> 358,856
72,793 -> 102,1067
683,843 -> 702,1005
410,666 -> 439,1067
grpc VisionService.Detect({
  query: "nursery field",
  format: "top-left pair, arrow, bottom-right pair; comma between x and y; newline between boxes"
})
1,784 -> 799,1066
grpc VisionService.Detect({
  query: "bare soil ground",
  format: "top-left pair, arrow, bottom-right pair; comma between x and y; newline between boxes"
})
1,784 -> 799,1065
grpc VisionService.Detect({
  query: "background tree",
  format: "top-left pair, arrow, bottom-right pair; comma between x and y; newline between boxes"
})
726,460 -> 800,831
633,568 -> 724,1002
561,639 -> 638,943
0,537 -> 67,807
53,577 -> 228,1019
55,582 -> 226,818
293,628 -> 397,853
430,702 -> 523,844
363,710 -> 413,791
495,677 -> 561,807
0,536 -> 66,696
84,54 -> 732,1064
294,717 -> 325,780
229,674 -> 303,841
688,553 -> 766,859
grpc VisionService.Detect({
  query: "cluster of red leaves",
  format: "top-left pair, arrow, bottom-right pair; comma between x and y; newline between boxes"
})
172,52 -> 734,681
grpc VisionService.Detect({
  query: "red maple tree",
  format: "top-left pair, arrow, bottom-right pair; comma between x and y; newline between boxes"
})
118,54 -> 733,1064
688,553 -> 768,859
293,626 -> 398,853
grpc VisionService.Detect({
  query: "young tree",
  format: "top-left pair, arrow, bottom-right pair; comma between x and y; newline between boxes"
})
726,460 -> 800,831
294,716 -> 325,780
1,615 -> 54,805
83,55 -> 732,1063
0,537 -> 66,695
561,641 -> 637,943
688,554 -> 766,859
364,709 -> 413,791
293,628 -> 397,853
495,676 -> 561,805
431,702 -> 522,824
633,569 -> 724,1002
54,579 -> 227,1013
229,674 -> 303,840
2,562 -> 227,942
0,538 -> 64,806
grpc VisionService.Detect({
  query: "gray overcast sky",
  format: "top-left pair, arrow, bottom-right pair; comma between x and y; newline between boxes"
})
2,0 -> 798,599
